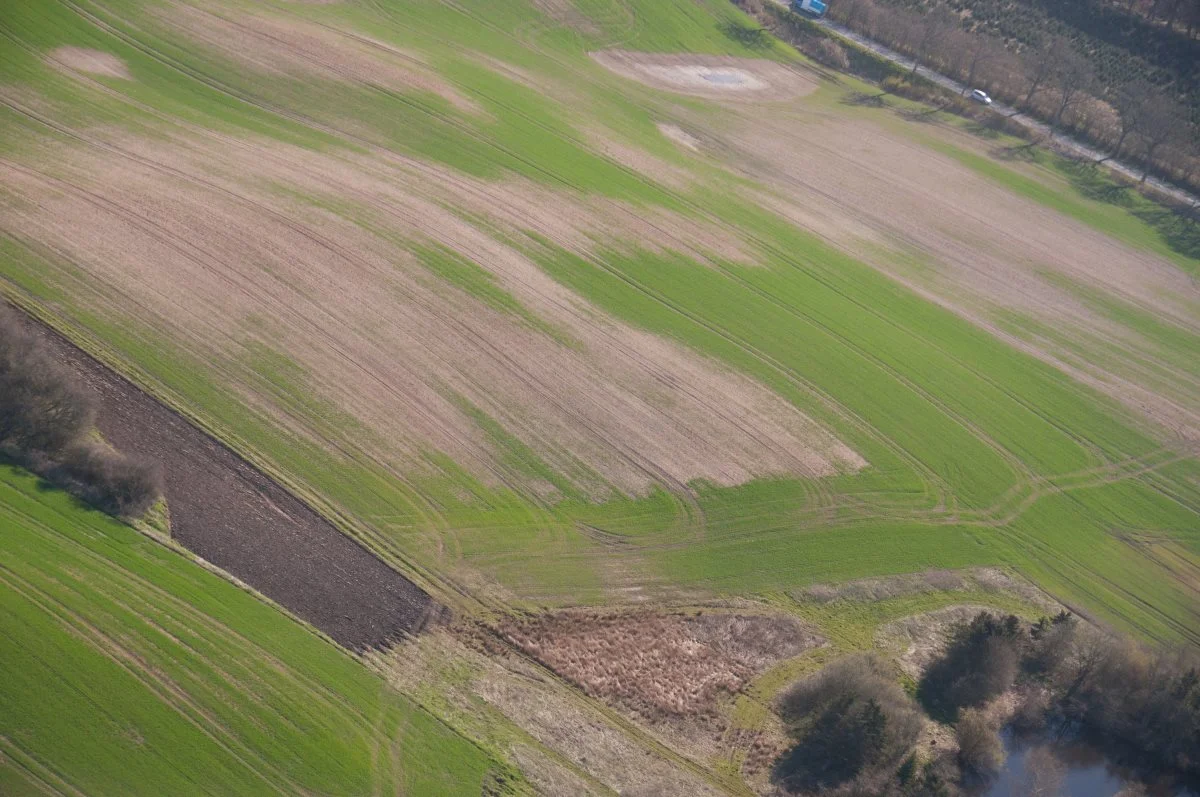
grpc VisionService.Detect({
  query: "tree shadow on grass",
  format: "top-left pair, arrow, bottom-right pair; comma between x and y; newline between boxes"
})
990,142 -> 1040,162
773,697 -> 877,793
899,106 -> 944,124
842,90 -> 889,107
1060,161 -> 1200,264
719,20 -> 771,50
2,452 -> 103,516
965,120 -> 1005,139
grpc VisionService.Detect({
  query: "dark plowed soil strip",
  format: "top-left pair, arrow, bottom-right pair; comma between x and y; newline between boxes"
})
30,319 -> 440,651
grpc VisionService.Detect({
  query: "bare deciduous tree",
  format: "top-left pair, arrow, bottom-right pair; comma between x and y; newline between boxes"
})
909,8 -> 957,76
1021,37 -> 1070,108
1103,79 -> 1155,161
956,708 -> 1004,775
1136,94 -> 1185,181
1050,48 -> 1095,128
1015,746 -> 1067,797
956,32 -> 1003,94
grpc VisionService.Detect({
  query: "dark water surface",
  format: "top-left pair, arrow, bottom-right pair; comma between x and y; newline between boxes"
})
975,730 -> 1196,797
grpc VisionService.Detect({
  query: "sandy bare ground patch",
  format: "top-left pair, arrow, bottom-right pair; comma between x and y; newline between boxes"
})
591,50 -> 818,101
725,112 -> 1200,440
532,0 -> 599,34
48,47 -> 130,79
798,567 -> 1056,607
876,605 -> 1005,680
586,127 -> 694,189
157,4 -> 482,114
658,123 -> 701,152
0,133 -> 862,502
498,610 -> 822,721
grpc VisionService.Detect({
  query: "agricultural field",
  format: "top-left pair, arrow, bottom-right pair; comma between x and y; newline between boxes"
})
0,464 -> 515,794
0,0 -> 1198,792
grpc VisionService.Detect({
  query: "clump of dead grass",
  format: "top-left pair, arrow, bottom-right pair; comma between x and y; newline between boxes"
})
497,610 -> 821,721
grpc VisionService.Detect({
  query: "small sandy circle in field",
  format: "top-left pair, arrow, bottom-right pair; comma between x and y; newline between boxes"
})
49,47 -> 131,79
591,50 -> 816,101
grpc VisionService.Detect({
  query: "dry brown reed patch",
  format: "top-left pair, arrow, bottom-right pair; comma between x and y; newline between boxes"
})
796,567 -> 1053,605
378,629 -> 725,797
498,610 -> 822,721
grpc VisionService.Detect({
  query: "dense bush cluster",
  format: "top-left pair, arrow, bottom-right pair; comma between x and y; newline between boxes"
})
773,612 -> 1198,795
918,611 -> 1034,719
0,304 -> 161,517
924,611 -> 1200,786
776,655 -> 928,795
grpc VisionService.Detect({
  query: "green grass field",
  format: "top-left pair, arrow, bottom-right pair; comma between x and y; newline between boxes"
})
1,0 -> 1198,789
0,465 -> 519,795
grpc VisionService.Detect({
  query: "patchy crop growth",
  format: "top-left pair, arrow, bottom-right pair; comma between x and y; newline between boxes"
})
0,0 -> 1196,791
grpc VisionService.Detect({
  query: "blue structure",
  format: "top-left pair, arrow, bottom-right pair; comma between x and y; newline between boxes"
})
792,0 -> 828,17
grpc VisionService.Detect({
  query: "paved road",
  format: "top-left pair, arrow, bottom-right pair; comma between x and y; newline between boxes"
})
766,0 -> 1198,207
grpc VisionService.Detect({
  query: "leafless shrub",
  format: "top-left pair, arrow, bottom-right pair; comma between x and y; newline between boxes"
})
1015,746 -> 1066,797
47,442 -> 164,518
812,38 -> 850,70
0,306 -> 94,458
0,302 -> 162,518
955,707 -> 1004,775
1009,687 -> 1051,734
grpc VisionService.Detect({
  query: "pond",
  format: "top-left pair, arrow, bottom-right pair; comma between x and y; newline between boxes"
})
974,729 -> 1198,797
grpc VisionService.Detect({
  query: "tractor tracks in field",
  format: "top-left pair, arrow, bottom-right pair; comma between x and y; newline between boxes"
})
0,565 -> 300,795
6,0 -> 1015,541
15,0 -> 1186,568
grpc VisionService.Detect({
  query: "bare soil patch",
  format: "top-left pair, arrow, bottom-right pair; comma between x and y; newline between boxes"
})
798,567 -> 1055,607
658,123 -> 701,152
48,47 -> 130,79
531,0 -> 599,35
586,127 -> 694,189
497,610 -> 822,721
726,113 -> 1200,440
27,318 -> 440,651
158,4 -> 482,114
591,50 -> 818,101
0,133 -> 862,502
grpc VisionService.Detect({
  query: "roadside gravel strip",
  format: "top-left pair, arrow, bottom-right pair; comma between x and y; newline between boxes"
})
29,317 -> 441,652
